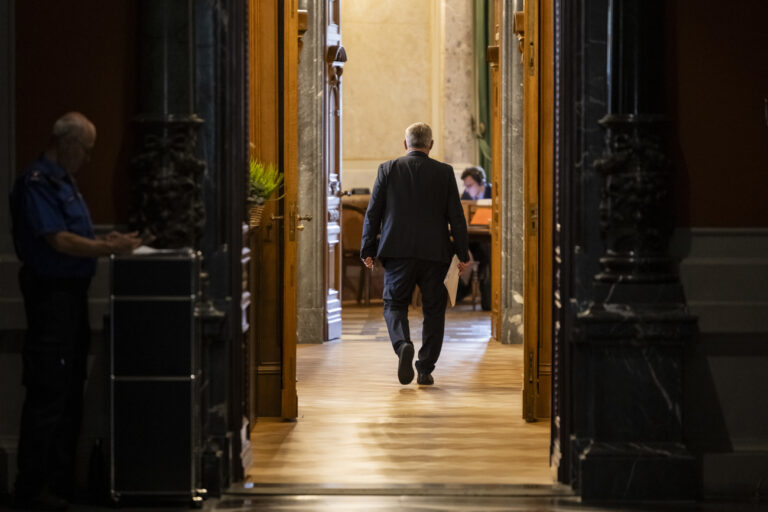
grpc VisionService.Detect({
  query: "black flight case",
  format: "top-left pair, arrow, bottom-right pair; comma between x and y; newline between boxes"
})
109,249 -> 204,506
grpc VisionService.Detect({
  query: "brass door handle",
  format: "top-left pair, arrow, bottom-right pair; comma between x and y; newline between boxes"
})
296,214 -> 313,231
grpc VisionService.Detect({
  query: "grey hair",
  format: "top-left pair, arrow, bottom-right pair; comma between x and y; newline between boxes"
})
52,112 -> 91,143
405,122 -> 432,149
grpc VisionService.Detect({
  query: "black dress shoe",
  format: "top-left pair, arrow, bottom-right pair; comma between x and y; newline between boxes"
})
417,372 -> 434,385
397,343 -> 415,384
13,492 -> 68,511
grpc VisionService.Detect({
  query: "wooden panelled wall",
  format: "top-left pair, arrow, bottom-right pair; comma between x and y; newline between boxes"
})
15,0 -> 136,224
664,0 -> 768,228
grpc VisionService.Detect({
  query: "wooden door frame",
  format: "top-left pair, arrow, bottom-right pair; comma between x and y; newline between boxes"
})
522,0 -> 540,422
522,0 -> 554,422
281,0 -> 299,419
537,0 -> 554,421
489,0 -> 503,342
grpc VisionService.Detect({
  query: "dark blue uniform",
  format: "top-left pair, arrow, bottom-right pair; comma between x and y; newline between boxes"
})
10,155 -> 96,501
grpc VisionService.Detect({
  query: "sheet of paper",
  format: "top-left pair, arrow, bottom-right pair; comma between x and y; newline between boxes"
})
443,254 -> 460,307
132,245 -> 187,255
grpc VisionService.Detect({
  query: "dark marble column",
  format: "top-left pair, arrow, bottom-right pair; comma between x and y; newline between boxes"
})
191,0 -> 249,491
129,0 -> 206,249
570,0 -> 698,501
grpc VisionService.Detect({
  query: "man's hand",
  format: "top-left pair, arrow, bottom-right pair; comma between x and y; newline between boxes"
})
457,260 -> 470,273
104,230 -> 131,241
363,257 -> 374,270
106,232 -> 142,255
47,231 -> 142,258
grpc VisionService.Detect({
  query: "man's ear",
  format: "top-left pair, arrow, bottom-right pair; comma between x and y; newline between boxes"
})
403,140 -> 408,151
428,140 -> 434,150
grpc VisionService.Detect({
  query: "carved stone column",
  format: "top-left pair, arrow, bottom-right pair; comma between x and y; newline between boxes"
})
296,0 -> 326,344
129,0 -> 206,249
594,0 -> 670,283
499,0 -> 525,345
571,0 -> 698,501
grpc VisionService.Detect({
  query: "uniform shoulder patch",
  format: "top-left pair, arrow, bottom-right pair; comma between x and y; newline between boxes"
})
25,169 -> 61,190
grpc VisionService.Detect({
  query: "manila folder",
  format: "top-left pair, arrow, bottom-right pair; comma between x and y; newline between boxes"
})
443,255 -> 460,307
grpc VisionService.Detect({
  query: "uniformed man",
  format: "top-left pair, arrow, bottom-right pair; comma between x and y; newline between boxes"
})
10,112 -> 140,510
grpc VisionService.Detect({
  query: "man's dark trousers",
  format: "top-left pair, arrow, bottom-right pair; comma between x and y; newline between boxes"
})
382,258 -> 450,375
15,266 -> 91,499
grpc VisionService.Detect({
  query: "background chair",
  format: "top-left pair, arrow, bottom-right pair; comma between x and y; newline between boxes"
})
341,202 -> 371,305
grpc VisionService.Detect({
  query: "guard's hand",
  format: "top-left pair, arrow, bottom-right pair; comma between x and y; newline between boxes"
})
108,232 -> 142,255
363,257 -> 374,270
105,230 -> 138,242
457,260 -> 470,273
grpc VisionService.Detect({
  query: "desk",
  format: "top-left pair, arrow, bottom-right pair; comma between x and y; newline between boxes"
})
468,225 -> 491,242
462,200 -> 492,242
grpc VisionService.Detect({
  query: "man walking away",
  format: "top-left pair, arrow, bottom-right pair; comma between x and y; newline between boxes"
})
360,122 -> 469,386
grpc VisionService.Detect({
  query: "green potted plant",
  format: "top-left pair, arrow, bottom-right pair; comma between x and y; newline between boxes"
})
247,159 -> 283,228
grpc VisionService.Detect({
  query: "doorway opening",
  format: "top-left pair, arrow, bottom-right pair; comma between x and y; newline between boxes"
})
244,0 -> 557,489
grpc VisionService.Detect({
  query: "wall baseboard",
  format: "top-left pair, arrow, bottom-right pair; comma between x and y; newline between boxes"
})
674,228 -> 768,333
0,253 -> 110,330
702,451 -> 768,500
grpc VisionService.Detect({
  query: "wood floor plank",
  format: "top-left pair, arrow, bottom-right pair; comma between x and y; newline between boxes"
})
247,304 -> 552,485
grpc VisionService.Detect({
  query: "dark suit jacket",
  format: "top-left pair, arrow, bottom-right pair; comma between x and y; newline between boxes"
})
360,151 -> 469,264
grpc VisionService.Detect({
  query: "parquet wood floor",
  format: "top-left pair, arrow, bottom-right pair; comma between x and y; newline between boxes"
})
246,304 -> 553,485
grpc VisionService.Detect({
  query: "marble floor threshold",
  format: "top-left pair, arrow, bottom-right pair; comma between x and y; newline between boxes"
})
230,482 -> 573,497
1,491 -> 766,512
212,495 -> 768,512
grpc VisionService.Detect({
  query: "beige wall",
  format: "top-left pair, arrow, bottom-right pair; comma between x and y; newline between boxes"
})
443,0 -> 475,165
341,0 -> 475,192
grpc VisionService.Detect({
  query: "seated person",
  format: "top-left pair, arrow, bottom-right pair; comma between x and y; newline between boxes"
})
461,166 -> 492,200
459,166 -> 492,310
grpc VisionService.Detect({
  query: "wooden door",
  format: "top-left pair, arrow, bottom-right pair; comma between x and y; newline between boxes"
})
522,0 -> 553,422
248,0 -> 300,420
281,0 -> 300,419
489,0 -> 503,342
323,0 -> 345,342
249,0 -> 283,420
